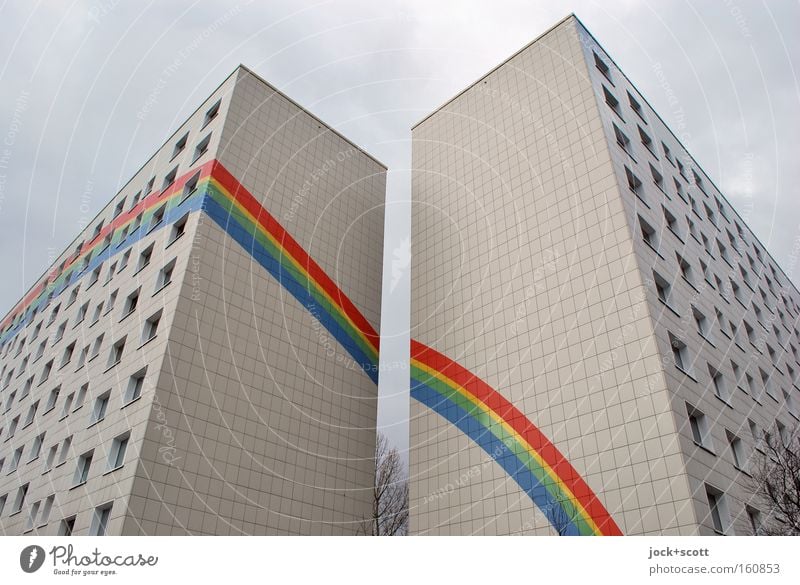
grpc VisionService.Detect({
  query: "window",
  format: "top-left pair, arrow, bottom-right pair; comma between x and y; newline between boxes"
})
10,446 -> 24,472
639,216 -> 657,250
709,365 -> 729,402
44,444 -> 58,472
148,206 -> 165,232
192,133 -> 211,163
93,390 -> 113,423
723,356 -> 738,380
129,190 -> 142,210
23,400 -> 39,427
182,170 -> 201,201
693,169 -> 707,193
701,233 -> 712,256
202,99 -> 221,127
8,415 -> 19,438
625,166 -> 644,201
89,302 -> 103,326
58,436 -> 73,466
142,311 -> 161,343
39,495 -> 54,527
90,502 -> 113,536
66,286 -> 80,307
48,304 -> 60,325
172,132 -> 189,159
718,239 -> 731,264
123,289 -> 140,317
54,321 -> 66,342
653,271 -> 672,307
746,506 -> 761,535
670,334 -> 691,374
108,433 -> 130,470
156,258 -> 176,290
105,261 -> 117,284
0,494 -> 5,516
760,368 -> 775,400
662,142 -> 674,164
638,126 -> 655,156
11,483 -> 29,514
693,307 -> 711,341
744,321 -> 756,345
113,198 -> 125,218
602,86 -> 622,118
627,91 -> 645,121
162,166 -> 178,191
59,516 -> 76,536
4,391 -> 15,413
21,376 -> 33,399
106,290 -> 118,314
77,344 -> 89,368
25,500 -> 41,531
125,369 -> 146,403
705,485 -> 727,534
118,250 -> 131,272
170,213 -> 188,243
777,421 -> 789,446
61,392 -> 75,418
45,386 -> 60,413
74,302 -> 88,325
704,202 -> 717,227
137,243 -> 154,272
650,164 -> 665,192
75,384 -> 88,410
746,372 -> 758,398
90,334 -> 104,359
740,265 -> 753,288
61,342 -> 75,366
686,403 -> 711,449
663,206 -> 679,236
783,389 -> 797,419
108,337 -> 125,368
73,450 -> 93,486
29,432 -> 45,461
676,254 -> 693,284
35,340 -> 46,360
613,123 -> 631,154
130,211 -> 143,233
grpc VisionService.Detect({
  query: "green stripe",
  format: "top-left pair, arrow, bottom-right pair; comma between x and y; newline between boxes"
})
206,185 -> 378,364
411,363 -> 595,535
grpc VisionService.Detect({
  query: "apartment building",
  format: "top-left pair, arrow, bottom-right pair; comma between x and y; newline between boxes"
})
0,65 -> 385,535
410,15 -> 799,535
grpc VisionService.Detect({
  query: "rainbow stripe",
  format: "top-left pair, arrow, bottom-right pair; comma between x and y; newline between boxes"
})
0,161 -> 214,344
411,339 -> 622,535
201,162 -> 380,382
1,160 -> 620,535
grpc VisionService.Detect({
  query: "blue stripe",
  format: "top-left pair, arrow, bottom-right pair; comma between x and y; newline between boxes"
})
0,190 -> 205,346
203,194 -> 378,384
410,378 -> 582,535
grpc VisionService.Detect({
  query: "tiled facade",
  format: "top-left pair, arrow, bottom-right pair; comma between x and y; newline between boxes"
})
410,15 -> 799,535
0,66 -> 385,535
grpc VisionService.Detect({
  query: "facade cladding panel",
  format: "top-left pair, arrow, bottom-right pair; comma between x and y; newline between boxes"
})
409,15 -> 799,535
0,66 -> 385,535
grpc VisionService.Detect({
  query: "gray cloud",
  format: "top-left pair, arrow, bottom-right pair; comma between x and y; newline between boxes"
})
1,1 -> 798,457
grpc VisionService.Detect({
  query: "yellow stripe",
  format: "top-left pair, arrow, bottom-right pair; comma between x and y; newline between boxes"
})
209,177 -> 379,359
412,357 -> 601,535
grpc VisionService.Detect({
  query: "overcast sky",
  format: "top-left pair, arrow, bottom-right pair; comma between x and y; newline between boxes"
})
1,1 -> 798,456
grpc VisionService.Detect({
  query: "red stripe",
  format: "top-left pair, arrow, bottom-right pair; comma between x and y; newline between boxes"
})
210,161 -> 379,351
1,162 -> 217,331
411,339 -> 622,535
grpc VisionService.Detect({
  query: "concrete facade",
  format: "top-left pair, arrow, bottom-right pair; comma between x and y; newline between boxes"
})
410,15 -> 799,535
0,66 -> 385,535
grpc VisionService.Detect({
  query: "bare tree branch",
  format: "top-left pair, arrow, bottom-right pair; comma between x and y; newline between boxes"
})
746,424 -> 800,535
360,433 -> 409,535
